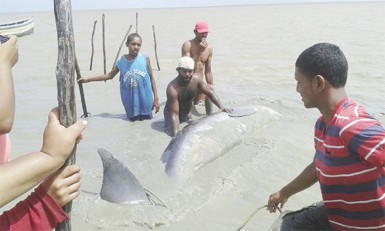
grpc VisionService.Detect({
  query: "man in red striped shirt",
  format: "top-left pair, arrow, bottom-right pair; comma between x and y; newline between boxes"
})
267,43 -> 385,230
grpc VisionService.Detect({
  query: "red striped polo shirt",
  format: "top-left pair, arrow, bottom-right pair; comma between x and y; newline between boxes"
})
314,98 -> 385,230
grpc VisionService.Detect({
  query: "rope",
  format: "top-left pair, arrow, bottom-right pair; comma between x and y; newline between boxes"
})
236,204 -> 282,231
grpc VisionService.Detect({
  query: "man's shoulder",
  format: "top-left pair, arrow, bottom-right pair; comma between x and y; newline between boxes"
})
182,40 -> 193,47
167,77 -> 181,88
190,75 -> 204,84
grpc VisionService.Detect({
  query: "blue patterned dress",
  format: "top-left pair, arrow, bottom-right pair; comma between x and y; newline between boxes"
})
116,53 -> 154,120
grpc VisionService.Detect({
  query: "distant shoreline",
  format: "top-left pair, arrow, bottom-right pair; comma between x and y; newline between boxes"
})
0,0 -> 384,14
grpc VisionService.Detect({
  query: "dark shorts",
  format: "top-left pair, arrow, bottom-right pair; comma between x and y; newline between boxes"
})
281,202 -> 335,231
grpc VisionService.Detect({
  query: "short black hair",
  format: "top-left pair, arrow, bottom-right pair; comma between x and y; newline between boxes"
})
126,33 -> 142,43
295,43 -> 348,88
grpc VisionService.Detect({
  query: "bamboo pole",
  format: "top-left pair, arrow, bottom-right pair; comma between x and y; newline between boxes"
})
53,0 -> 77,229
89,20 -> 97,71
152,25 -> 160,71
112,24 -> 132,70
102,14 -> 106,74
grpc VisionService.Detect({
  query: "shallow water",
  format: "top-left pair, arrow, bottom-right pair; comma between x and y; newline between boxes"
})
1,2 -> 384,230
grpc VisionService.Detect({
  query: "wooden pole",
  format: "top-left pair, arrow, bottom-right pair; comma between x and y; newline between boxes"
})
53,0 -> 77,229
75,58 -> 90,118
89,20 -> 97,71
111,24 -> 132,70
152,25 -> 160,71
135,12 -> 138,33
102,14 -> 106,74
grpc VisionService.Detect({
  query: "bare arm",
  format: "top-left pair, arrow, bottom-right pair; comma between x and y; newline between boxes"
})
267,160 -> 318,213
204,48 -> 213,85
198,80 -> 225,111
165,86 -> 180,137
0,108 -> 87,208
77,65 -> 119,83
146,56 -> 160,113
0,35 -> 18,134
181,41 -> 191,57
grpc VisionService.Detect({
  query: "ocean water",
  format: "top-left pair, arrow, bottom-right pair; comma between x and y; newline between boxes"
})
1,2 -> 384,230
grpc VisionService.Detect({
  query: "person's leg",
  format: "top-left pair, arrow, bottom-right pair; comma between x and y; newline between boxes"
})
204,97 -> 213,115
193,89 -> 206,105
281,202 -> 334,231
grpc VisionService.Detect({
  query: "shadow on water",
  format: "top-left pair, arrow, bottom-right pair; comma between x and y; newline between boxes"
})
92,112 -> 171,135
151,118 -> 194,135
151,119 -> 167,135
93,112 -> 127,119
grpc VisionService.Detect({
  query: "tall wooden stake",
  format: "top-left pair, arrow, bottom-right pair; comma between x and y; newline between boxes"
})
136,12 -> 138,33
102,14 -> 106,74
152,25 -> 160,71
75,58 -> 90,118
89,20 -> 97,71
112,24 -> 132,70
53,0 -> 77,230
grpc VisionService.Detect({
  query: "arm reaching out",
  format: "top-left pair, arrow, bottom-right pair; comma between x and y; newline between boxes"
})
198,80 -> 229,112
77,66 -> 119,83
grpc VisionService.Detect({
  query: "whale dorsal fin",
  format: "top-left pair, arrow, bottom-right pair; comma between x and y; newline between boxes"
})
98,148 -> 148,205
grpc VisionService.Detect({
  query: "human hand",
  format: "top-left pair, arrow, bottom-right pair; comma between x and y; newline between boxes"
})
0,35 -> 18,68
199,38 -> 208,48
41,107 -> 87,164
267,191 -> 288,213
42,164 -> 81,207
77,77 -> 89,83
153,99 -> 160,113
221,107 -> 233,114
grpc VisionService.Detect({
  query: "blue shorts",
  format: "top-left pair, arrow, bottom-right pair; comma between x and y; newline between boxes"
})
281,202 -> 335,231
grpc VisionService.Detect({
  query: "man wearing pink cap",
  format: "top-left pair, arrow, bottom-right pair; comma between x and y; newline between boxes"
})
181,20 -> 213,115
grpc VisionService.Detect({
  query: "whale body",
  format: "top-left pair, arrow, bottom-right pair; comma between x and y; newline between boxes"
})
161,106 -> 281,183
161,111 -> 246,182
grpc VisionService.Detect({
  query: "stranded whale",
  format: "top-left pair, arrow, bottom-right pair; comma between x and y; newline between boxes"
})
97,106 -> 281,203
161,106 -> 281,183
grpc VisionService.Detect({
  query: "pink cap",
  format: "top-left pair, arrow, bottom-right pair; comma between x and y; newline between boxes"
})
195,21 -> 209,33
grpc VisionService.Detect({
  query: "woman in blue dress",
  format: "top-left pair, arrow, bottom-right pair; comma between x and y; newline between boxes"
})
78,33 -> 160,121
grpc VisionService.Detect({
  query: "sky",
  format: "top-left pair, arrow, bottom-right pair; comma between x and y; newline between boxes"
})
0,0 -> 383,13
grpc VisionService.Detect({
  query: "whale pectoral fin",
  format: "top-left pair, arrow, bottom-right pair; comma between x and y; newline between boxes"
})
228,106 -> 258,117
98,148 -> 148,205
144,188 -> 168,208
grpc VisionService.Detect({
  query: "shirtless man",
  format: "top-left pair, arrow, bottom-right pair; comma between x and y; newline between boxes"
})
181,20 -> 213,114
164,56 -> 226,137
